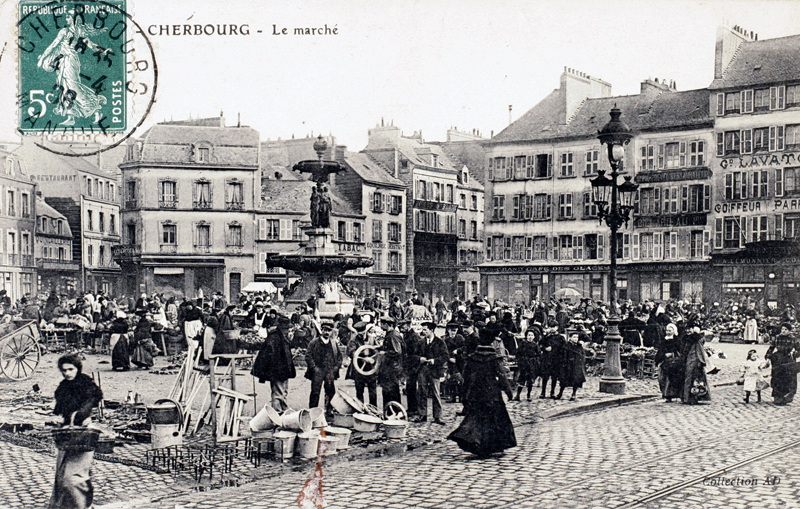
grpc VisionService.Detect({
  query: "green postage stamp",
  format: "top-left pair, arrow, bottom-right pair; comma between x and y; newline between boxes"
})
18,1 -> 127,134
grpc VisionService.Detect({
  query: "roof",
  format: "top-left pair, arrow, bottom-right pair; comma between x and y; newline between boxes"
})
342,151 -> 404,187
260,179 -> 361,217
135,120 -> 260,166
710,34 -> 800,90
36,196 -> 73,236
432,141 -> 487,188
639,89 -> 712,130
490,89 -> 565,143
260,137 -> 334,180
362,128 -> 461,172
14,139 -> 107,178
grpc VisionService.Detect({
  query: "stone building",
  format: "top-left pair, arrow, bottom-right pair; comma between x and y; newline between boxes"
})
114,116 -> 258,302
35,196 -> 78,295
0,149 -> 37,302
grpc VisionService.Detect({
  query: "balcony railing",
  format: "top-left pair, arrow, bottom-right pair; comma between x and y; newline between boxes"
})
160,244 -> 177,253
194,244 -> 211,253
193,201 -> 212,210
226,245 -> 243,254
21,254 -> 32,267
159,200 -> 177,209
225,201 -> 244,211
6,254 -> 17,265
125,200 -> 138,209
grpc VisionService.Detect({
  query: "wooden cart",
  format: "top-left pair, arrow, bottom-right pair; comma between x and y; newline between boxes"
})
0,320 -> 42,380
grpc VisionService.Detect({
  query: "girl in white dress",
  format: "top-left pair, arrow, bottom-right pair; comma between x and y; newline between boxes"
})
742,349 -> 769,403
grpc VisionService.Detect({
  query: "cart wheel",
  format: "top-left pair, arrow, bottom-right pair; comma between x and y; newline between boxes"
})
353,345 -> 380,377
384,401 -> 407,422
1,334 -> 40,381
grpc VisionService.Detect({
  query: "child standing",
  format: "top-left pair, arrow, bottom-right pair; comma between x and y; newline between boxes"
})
742,349 -> 769,403
513,329 -> 541,401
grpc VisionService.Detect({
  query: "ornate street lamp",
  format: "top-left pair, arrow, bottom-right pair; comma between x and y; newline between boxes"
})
592,106 -> 638,395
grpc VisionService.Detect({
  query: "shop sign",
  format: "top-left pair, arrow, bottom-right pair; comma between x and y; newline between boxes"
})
482,264 -> 610,274
716,257 -> 778,265
336,242 -> 364,253
635,213 -> 706,228
635,168 -> 711,183
30,174 -> 77,182
719,152 -> 800,170
715,199 -> 800,214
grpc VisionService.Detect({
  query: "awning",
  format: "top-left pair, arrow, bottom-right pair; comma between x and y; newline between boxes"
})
242,282 -> 278,293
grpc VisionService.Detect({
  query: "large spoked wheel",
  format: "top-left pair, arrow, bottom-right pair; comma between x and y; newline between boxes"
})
384,401 -> 407,422
0,334 -> 41,381
353,345 -> 380,377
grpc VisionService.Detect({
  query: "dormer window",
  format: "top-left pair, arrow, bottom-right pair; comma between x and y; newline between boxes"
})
463,170 -> 469,184
192,142 -> 213,163
198,147 -> 210,162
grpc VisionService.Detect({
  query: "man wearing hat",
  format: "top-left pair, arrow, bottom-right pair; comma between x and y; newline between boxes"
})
378,316 -> 404,409
412,321 -> 448,424
400,318 -> 423,419
305,322 -> 343,417
444,322 -> 465,403
346,321 -> 379,407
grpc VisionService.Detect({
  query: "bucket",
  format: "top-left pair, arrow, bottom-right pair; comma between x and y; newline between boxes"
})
383,420 -> 408,439
330,392 -> 362,415
250,429 -> 274,439
331,413 -> 355,429
151,424 -> 182,450
147,399 -> 183,425
319,436 -> 339,456
353,413 -> 382,433
322,426 -> 352,450
273,431 -> 297,459
281,409 -> 312,433
296,432 -> 321,459
308,408 -> 328,428
250,405 -> 280,431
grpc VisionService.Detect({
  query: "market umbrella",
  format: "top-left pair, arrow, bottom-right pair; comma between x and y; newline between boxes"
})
554,288 -> 582,300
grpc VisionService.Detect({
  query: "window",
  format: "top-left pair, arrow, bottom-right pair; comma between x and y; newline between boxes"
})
512,236 -> 525,260
689,141 -> 705,167
786,125 -> 800,149
388,222 -> 401,243
416,180 -> 427,200
640,233 -> 654,260
162,223 -> 176,245
662,187 -> 678,214
262,219 -> 279,240
470,221 -> 477,240
372,220 -> 382,242
388,252 -> 402,272
6,190 -> 13,216
373,192 -> 384,212
86,177 -> 93,196
459,194 -> 466,209
664,142 -> 680,168
503,237 -> 512,260
195,223 -> 211,249
688,184 -> 709,213
532,236 -> 547,260
769,126 -> 785,151
194,180 -> 212,209
753,88 -> 769,110
227,224 -> 243,247
126,223 -> 136,245
98,212 -> 105,233
585,150 -> 599,175
787,85 -> 800,106
293,220 -> 303,241
523,195 -> 533,220
639,188 -> 660,215
640,145 -> 655,171
752,170 -> 768,198
21,194 -> 28,218
110,184 -> 115,201
198,147 -> 210,162
126,181 -> 137,208
770,86 -> 785,110
778,168 -> 799,195
87,245 -> 93,266
337,221 -> 347,241
741,129 -> 753,154
742,89 -> 753,113
372,250 -> 382,272
389,195 -> 402,214
690,231 -> 704,258
723,217 -> 741,249
87,210 -> 93,231
446,185 -> 454,203
226,181 -> 243,210
511,195 -> 522,220
471,195 -> 478,210
492,196 -> 505,220
724,131 -> 740,155
533,194 -> 551,220
557,235 -> 572,260
352,222 -> 362,243
583,192 -> 597,218
535,154 -> 552,178
432,182 -> 440,202
753,127 -> 769,152
751,216 -> 768,242
458,219 -> 466,238
585,234 -> 598,260
560,153 -> 573,177
725,92 -> 741,114
558,193 -> 573,218
514,156 -> 527,180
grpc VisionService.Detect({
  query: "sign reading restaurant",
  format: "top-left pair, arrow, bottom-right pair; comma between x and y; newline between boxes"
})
718,152 -> 800,170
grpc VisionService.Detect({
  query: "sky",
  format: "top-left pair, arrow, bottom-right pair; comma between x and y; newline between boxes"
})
2,0 -> 800,151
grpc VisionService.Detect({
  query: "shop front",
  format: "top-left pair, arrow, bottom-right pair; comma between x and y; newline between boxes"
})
481,264 -> 611,305
626,262 -> 709,304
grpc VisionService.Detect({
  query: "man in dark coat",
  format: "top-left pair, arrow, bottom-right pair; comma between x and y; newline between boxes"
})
305,326 -> 343,417
556,333 -> 587,400
539,328 -> 566,399
401,319 -> 424,419
413,321 -> 449,424
378,316 -> 404,410
251,317 -> 296,412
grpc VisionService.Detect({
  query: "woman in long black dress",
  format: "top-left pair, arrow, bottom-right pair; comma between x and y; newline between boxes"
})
765,323 -> 799,405
655,322 -> 684,402
448,332 -> 516,457
557,333 -> 587,401
49,354 -> 103,509
109,312 -> 131,371
681,326 -> 711,405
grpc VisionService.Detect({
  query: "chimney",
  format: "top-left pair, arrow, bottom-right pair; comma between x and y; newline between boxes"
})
715,25 -> 749,79
393,148 -> 399,178
508,105 -> 513,125
559,67 -> 612,124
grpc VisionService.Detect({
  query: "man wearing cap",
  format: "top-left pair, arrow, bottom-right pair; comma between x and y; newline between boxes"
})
413,321 -> 448,424
444,322 -> 465,403
378,316 -> 404,410
401,319 -> 424,419
305,322 -> 343,417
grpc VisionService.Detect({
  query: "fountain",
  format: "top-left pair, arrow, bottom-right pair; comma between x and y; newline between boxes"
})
267,136 -> 374,316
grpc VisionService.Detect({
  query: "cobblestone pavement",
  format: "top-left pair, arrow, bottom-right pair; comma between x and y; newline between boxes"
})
0,341 -> 776,509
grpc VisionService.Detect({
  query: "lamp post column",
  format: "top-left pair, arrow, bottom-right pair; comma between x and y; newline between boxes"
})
599,165 -> 625,394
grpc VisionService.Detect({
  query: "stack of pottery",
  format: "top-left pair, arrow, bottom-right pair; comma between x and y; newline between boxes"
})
329,391 -> 364,429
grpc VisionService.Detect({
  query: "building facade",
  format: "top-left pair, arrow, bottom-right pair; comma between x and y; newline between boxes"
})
363,125 -> 460,301
0,149 -> 37,302
115,116 -> 258,302
35,196 -> 79,295
707,27 -> 800,308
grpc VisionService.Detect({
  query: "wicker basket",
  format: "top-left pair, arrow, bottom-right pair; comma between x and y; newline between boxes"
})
52,413 -> 100,452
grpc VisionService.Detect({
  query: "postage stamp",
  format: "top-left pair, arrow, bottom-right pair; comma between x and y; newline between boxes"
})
18,0 -> 128,134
